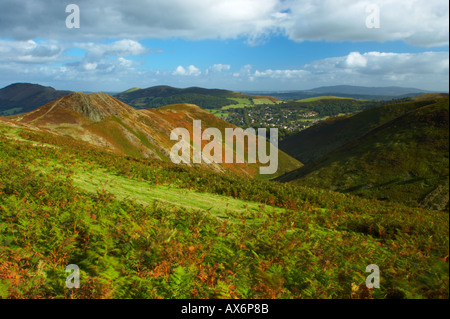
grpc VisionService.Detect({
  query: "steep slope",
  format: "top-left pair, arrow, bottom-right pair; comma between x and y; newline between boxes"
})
7,92 -> 301,178
0,83 -> 72,115
277,97 -> 449,209
279,96 -> 445,164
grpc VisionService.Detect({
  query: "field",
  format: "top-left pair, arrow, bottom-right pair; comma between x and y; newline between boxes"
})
0,122 -> 448,299
212,98 -> 279,119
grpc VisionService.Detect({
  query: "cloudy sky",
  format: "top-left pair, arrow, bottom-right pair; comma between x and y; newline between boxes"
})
0,0 -> 448,92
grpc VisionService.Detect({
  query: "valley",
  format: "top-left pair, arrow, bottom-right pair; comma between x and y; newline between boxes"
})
0,83 -> 448,300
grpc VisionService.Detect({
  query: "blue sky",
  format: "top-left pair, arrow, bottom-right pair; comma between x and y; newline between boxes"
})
0,0 -> 448,92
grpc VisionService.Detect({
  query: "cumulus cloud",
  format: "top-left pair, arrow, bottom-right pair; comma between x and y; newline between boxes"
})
279,0 -> 449,47
0,0 -> 447,47
344,52 -> 368,68
76,40 -> 147,60
209,64 -> 231,73
243,51 -> 449,90
331,51 -> 449,76
0,39 -> 63,63
172,65 -> 201,76
254,69 -> 310,79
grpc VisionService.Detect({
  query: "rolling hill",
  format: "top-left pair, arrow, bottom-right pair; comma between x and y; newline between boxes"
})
114,85 -> 279,110
0,83 -> 72,116
4,92 -> 301,178
309,85 -> 430,96
278,96 -> 443,164
277,94 -> 449,209
246,85 -> 434,101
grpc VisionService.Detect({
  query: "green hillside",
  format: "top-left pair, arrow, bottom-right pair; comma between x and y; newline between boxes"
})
277,97 -> 449,209
115,86 -> 241,109
114,86 -> 279,110
0,118 -> 448,299
279,97 -> 443,164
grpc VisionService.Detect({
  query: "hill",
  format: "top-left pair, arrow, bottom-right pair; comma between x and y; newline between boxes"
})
115,85 -> 279,110
277,95 -> 449,209
245,85 -> 434,101
278,97 -> 438,163
0,83 -> 72,116
296,96 -> 361,102
309,85 -> 430,96
0,113 -> 448,299
6,92 -> 301,178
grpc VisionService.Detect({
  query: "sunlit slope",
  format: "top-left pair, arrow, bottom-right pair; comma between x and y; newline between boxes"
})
0,121 -> 448,299
8,92 -> 301,177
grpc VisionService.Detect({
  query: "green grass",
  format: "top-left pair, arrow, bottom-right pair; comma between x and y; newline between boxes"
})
71,164 -> 285,220
253,98 -> 276,105
229,98 -> 253,104
30,155 -> 284,225
209,109 -> 230,118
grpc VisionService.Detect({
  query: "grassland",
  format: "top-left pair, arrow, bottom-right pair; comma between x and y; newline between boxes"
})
0,122 -> 448,299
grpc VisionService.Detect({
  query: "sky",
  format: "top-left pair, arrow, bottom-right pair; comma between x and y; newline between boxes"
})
0,0 -> 448,93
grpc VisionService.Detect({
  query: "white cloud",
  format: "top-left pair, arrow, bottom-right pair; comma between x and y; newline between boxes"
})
233,64 -> 253,77
229,51 -> 449,90
280,0 -> 449,47
0,39 -> 63,63
82,62 -> 97,71
254,69 -> 310,79
117,57 -> 133,68
0,0 -> 447,47
344,52 -> 368,68
76,39 -> 147,60
210,64 -> 231,73
172,65 -> 201,76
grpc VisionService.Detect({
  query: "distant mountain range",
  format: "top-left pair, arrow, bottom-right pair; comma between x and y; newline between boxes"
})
0,83 -> 72,116
277,93 -> 449,210
245,85 -> 434,101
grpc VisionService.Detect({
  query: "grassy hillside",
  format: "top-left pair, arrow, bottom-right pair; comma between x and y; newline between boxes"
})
0,122 -> 448,299
279,97 -> 443,164
115,86 -> 241,109
277,97 -> 449,209
115,85 -> 280,110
